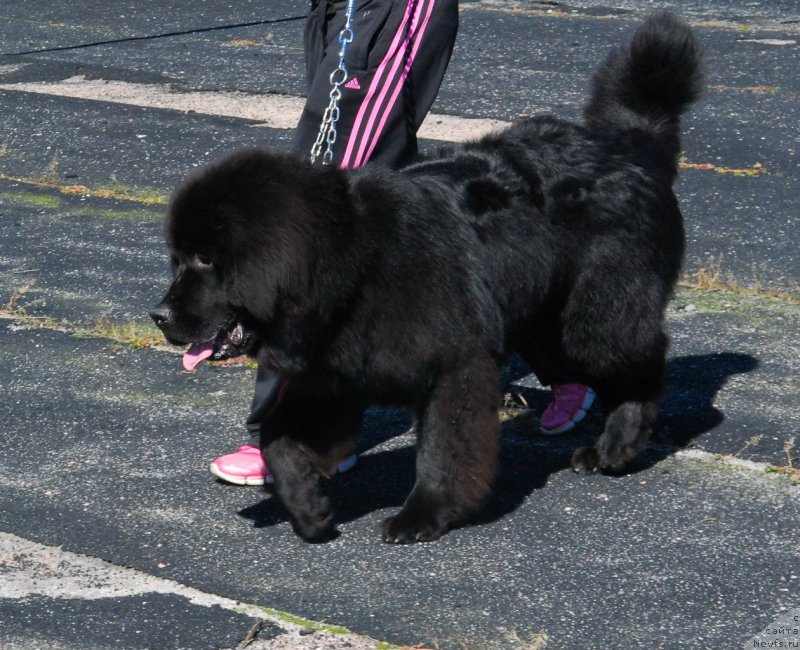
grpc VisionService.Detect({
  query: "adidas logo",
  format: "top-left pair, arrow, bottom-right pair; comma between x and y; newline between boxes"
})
344,77 -> 361,90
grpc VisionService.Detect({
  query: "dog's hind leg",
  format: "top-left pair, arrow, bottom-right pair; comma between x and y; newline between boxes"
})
381,353 -> 502,544
562,280 -> 670,474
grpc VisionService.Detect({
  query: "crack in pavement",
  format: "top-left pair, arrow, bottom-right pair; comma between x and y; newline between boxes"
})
1,15 -> 307,57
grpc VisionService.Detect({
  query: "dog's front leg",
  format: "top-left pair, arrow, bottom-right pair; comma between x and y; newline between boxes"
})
381,354 -> 501,543
263,436 -> 333,541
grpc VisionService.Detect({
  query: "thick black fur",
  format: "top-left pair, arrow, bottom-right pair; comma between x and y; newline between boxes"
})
152,12 -> 703,543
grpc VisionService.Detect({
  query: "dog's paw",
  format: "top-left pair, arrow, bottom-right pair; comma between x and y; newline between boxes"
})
571,446 -> 601,474
381,509 -> 448,544
290,499 -> 334,542
572,445 -> 636,475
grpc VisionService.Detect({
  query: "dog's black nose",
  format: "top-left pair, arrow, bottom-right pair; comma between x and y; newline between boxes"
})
149,306 -> 172,326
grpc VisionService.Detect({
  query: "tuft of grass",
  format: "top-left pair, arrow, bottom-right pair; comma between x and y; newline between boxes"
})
258,607 -> 351,635
228,38 -> 259,47
500,392 -> 531,423
60,182 -> 168,205
238,619 -> 263,649
687,255 -> 725,290
766,466 -> 800,485
499,629 -> 550,650
1,293 -> 168,350
2,292 -> 259,365
40,152 -> 61,184
77,317 -> 165,349
0,189 -> 61,210
710,84 -> 779,94
209,355 -> 258,369
0,187 -> 163,218
743,85 -> 778,94
1,290 -> 63,330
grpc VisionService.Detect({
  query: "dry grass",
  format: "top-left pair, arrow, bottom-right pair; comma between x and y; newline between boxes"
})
1,292 -> 166,349
732,435 -> 763,459
0,170 -> 168,205
678,160 -> 766,176
767,438 -> 799,485
681,255 -> 800,304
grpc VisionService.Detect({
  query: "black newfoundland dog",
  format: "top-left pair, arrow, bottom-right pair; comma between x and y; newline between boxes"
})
151,12 -> 702,543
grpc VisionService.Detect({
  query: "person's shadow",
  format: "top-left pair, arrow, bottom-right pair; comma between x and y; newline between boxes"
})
238,352 -> 758,535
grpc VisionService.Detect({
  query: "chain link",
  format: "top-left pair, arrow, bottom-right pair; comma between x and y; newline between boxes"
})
310,0 -> 357,165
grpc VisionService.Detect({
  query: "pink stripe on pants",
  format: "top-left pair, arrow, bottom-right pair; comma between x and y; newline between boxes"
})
340,0 -> 435,169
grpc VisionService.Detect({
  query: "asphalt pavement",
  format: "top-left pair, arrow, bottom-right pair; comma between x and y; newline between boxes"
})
1,1 -> 798,649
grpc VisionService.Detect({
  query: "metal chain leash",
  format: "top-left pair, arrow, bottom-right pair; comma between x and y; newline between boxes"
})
310,0 -> 357,165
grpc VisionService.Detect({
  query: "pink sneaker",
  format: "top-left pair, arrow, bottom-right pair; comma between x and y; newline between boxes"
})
539,384 -> 596,435
209,444 -> 357,486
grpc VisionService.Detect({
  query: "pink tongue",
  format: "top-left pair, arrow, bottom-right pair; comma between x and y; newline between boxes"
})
182,343 -> 215,372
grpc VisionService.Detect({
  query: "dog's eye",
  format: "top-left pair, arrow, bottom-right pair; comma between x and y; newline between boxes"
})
195,254 -> 213,269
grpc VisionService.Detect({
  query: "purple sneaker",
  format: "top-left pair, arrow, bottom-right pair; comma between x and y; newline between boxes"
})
539,384 -> 596,435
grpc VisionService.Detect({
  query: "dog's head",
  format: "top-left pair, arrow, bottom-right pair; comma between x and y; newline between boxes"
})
150,148 -> 353,372
149,213 -> 262,371
149,244 -> 257,371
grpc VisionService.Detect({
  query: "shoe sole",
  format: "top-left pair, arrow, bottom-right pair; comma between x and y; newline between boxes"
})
209,454 -> 358,486
209,463 -> 266,486
539,389 -> 596,436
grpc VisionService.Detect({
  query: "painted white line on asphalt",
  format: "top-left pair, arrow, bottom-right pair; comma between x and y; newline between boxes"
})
0,531 -> 275,618
0,76 -> 510,142
739,38 -> 796,45
0,531 -> 386,649
675,448 -> 775,473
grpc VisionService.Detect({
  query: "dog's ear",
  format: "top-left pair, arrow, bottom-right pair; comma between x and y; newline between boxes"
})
213,154 -> 358,358
227,226 -> 313,325
227,228 -> 323,372
228,254 -> 279,322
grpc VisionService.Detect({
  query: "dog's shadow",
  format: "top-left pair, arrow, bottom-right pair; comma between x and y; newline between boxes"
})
239,351 -> 758,534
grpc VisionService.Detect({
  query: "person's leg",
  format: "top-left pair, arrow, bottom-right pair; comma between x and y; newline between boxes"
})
211,0 -> 459,484
210,2 -> 340,486
209,367 -> 286,485
210,367 -> 359,485
293,0 -> 459,169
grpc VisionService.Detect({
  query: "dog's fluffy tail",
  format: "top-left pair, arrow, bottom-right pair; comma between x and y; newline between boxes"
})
583,11 -> 703,161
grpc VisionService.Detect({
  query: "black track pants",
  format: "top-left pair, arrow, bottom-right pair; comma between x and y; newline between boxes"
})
293,0 -> 458,168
